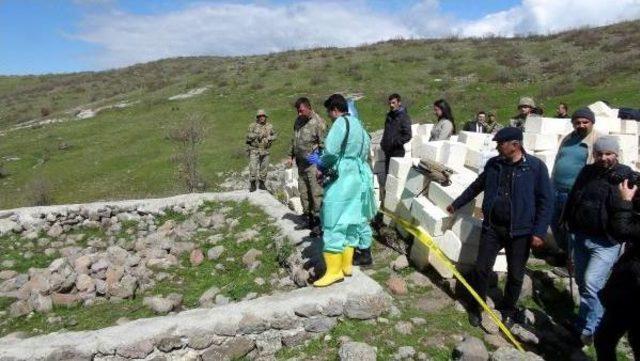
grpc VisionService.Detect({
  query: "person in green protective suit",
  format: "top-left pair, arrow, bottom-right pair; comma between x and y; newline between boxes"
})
312,94 -> 377,287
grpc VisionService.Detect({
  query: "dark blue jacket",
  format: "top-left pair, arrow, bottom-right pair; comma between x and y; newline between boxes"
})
451,154 -> 553,238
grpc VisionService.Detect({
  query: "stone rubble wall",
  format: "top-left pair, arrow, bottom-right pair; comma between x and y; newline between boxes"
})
0,270 -> 389,361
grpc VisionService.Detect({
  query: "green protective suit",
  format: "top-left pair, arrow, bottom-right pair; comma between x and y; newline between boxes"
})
321,115 -> 377,253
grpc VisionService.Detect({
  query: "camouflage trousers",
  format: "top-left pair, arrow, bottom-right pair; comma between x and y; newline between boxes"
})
298,164 -> 323,217
249,153 -> 269,181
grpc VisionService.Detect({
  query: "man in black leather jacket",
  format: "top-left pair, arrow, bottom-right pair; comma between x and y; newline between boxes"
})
594,178 -> 640,360
380,93 -> 412,174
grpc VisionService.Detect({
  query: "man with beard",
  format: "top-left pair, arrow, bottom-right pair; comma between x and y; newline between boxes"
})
561,136 -> 632,346
380,93 -> 412,174
550,108 -> 601,264
288,97 -> 326,236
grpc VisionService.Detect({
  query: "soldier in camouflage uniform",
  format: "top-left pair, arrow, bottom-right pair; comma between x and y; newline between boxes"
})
246,109 -> 277,192
289,97 -> 326,236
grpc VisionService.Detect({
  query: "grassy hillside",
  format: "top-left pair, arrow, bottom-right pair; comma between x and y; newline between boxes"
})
0,21 -> 639,208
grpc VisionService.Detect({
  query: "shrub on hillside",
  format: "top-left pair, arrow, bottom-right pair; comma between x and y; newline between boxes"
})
27,177 -> 54,206
169,114 -> 207,192
40,107 -> 51,117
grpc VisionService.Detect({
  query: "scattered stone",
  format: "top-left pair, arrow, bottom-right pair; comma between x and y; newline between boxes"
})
215,294 -> 230,305
116,340 -> 155,359
9,300 -> 32,317
386,276 -> 408,295
242,249 -> 263,268
0,270 -> 18,280
483,334 -> 511,349
304,316 -> 337,333
338,341 -> 377,361
207,246 -> 225,260
344,294 -> 390,320
47,224 -> 63,238
410,317 -> 427,326
254,277 -> 265,286
394,346 -> 416,360
29,293 -> 53,313
238,313 -> 269,334
294,303 -> 321,317
511,324 -> 540,344
1,260 -> 16,269
490,346 -> 544,361
481,311 -> 500,334
394,321 -> 413,335
143,296 -> 175,314
255,330 -> 282,356
156,335 -> 184,352
453,336 -> 489,361
190,249 -> 205,266
391,255 -> 409,271
51,292 -> 80,307
199,286 -> 220,306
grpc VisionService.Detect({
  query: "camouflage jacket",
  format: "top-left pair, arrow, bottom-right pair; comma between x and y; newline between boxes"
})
246,121 -> 277,155
290,111 -> 326,167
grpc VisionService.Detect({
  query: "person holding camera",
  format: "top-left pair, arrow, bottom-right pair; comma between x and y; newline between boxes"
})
561,136 -> 631,346
594,178 -> 640,360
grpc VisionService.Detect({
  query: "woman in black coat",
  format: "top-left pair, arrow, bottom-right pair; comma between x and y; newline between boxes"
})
594,179 -> 640,360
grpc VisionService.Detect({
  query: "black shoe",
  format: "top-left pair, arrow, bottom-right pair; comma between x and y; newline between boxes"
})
258,180 -> 266,190
502,314 -> 516,329
310,216 -> 322,237
468,311 -> 482,327
353,248 -> 373,266
249,181 -> 257,192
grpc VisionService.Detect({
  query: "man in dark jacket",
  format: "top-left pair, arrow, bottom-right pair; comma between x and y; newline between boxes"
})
446,127 -> 553,328
562,136 -> 631,346
463,111 -> 488,133
595,178 -> 640,360
381,93 -> 412,174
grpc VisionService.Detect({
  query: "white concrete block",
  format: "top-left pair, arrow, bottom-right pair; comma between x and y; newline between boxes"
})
525,117 -> 573,136
404,151 -> 412,158
450,215 -> 482,245
412,197 -> 451,236
427,182 -> 475,215
384,175 -> 402,211
441,142 -> 468,168
594,116 -> 622,134
388,159 -> 412,184
428,247 -> 453,278
523,132 -> 558,151
621,119 -> 639,135
411,134 -> 428,154
419,140 -> 447,162
409,236 -> 430,272
417,124 -> 434,137
450,135 -> 458,143
288,197 -> 304,215
403,141 -> 412,152
533,150 -> 557,173
589,101 -> 618,118
436,230 -> 462,262
284,168 -> 295,183
404,168 -> 428,196
450,166 -> 479,187
458,131 -> 496,151
611,133 -> 639,164
465,149 -> 498,171
493,254 -> 507,273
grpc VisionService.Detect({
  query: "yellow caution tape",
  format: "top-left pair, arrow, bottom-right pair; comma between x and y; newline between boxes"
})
380,208 -> 525,352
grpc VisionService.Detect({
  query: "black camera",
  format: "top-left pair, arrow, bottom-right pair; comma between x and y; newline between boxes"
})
610,170 -> 640,188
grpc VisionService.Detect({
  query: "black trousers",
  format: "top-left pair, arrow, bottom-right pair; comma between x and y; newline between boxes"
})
468,224 -> 531,315
384,149 -> 405,175
595,307 -> 640,361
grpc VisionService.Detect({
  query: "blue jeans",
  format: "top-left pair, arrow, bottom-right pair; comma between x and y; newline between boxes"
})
571,233 -> 621,336
550,189 -> 569,252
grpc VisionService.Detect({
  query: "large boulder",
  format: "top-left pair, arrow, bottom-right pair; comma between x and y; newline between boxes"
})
453,336 -> 489,361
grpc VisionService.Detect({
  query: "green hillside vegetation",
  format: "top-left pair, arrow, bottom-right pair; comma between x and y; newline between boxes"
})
0,21 -> 639,208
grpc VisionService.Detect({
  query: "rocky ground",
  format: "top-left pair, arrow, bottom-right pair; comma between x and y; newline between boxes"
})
0,199 -> 295,337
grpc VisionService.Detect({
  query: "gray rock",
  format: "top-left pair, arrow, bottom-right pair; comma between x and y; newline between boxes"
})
186,331 -> 217,350
511,324 -> 539,345
201,337 -> 255,361
199,286 -> 220,306
255,331 -> 282,356
394,321 -> 413,335
0,270 -> 18,280
75,274 -> 95,293
1,259 -> 16,268
490,347 -> 544,361
344,293 -> 389,320
281,329 -> 310,347
207,246 -> 225,260
116,339 -> 155,359
106,246 -> 129,266
321,299 -> 344,317
242,249 -> 263,268
394,346 -> 416,360
391,255 -> 409,271
410,317 -> 427,326
269,312 -> 300,330
156,335 -> 184,352
9,300 -> 32,317
215,294 -> 230,305
294,303 -> 321,317
453,336 -> 489,361
303,316 -> 337,333
238,313 -> 269,334
108,274 -> 137,298
29,293 -> 53,313
47,224 -> 63,238
338,341 -> 377,361
143,296 -> 174,314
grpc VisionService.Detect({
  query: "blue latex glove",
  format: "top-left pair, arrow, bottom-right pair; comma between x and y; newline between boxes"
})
306,150 -> 323,168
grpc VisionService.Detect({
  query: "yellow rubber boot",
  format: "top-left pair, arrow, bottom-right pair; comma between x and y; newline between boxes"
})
313,252 -> 345,287
342,247 -> 355,277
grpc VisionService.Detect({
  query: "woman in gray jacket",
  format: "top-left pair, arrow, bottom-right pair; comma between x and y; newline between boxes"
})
429,99 -> 455,141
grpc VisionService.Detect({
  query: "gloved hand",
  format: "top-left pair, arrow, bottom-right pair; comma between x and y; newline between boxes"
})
306,150 -> 323,168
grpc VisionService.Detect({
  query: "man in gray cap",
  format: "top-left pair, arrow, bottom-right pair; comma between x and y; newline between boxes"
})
561,135 -> 632,346
246,109 -> 277,192
549,108 -> 601,264
447,127 -> 553,329
510,96 -> 538,130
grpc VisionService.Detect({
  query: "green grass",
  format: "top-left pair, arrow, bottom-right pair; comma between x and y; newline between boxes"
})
0,200 -> 287,337
1,21 -> 640,208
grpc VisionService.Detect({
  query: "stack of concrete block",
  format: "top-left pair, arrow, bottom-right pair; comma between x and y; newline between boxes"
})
281,167 -> 303,214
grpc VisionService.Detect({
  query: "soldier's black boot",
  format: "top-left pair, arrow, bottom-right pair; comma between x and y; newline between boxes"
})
310,216 -> 322,237
258,180 -> 267,190
249,181 -> 257,192
353,248 -> 373,267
